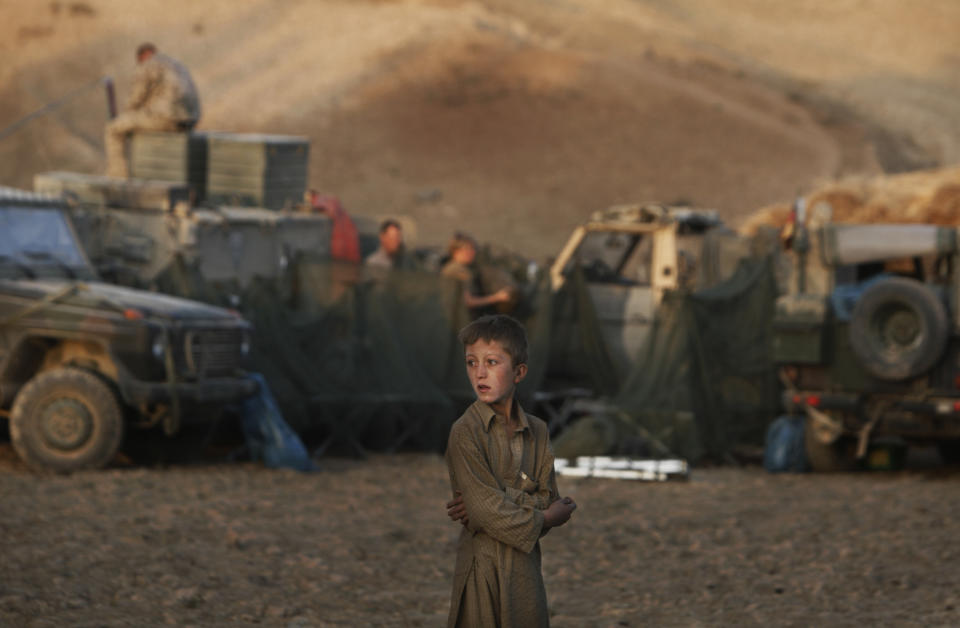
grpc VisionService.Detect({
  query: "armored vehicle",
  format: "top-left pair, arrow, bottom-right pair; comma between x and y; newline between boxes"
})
33,130 -> 336,291
543,203 -> 781,462
0,186 -> 256,472
773,201 -> 960,470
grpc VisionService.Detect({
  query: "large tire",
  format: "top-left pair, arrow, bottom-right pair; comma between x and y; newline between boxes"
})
849,277 -> 948,381
10,368 -> 124,472
803,413 -> 857,472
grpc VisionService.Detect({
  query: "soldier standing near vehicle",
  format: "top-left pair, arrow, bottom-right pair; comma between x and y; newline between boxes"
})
104,43 -> 201,178
365,219 -> 407,269
442,232 -> 514,317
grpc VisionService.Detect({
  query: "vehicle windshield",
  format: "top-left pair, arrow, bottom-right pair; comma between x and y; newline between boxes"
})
0,206 -> 94,279
570,231 -> 650,285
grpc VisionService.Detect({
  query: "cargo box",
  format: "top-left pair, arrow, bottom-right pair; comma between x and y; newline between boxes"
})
129,131 -> 208,202
205,133 -> 309,210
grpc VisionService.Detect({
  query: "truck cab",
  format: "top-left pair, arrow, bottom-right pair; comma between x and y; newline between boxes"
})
0,186 -> 256,472
549,203 -> 727,375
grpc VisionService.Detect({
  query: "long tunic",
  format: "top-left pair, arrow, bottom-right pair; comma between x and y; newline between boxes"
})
445,400 -> 560,628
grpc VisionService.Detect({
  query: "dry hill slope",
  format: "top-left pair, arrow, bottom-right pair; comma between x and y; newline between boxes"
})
1,0 -> 958,258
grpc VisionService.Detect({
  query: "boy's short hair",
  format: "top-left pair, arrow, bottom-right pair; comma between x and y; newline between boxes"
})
458,314 -> 528,366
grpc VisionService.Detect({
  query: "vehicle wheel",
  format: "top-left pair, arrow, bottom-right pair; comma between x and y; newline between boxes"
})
803,414 -> 857,472
849,277 -> 948,381
10,368 -> 124,472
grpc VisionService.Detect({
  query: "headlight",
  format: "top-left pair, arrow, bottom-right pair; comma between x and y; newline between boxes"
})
151,335 -> 166,360
240,331 -> 251,357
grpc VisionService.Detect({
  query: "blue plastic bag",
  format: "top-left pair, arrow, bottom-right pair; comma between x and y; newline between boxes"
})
763,415 -> 809,473
240,373 -> 316,472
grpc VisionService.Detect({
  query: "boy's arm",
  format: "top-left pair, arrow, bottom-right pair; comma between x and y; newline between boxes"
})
530,424 -> 562,535
498,420 -> 560,512
447,425 -> 545,554
461,422 -> 560,520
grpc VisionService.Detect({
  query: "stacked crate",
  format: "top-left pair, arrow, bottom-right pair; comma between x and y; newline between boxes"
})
204,133 -> 309,210
129,132 -> 208,203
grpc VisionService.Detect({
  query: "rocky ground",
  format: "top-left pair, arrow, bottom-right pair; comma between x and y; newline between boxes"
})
2,442 -> 959,627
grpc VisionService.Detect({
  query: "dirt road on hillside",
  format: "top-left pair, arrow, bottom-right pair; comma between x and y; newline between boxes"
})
2,446 -> 958,627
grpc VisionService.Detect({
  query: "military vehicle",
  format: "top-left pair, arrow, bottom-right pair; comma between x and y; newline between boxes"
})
773,201 -> 960,470
32,132 -> 351,290
0,185 -> 256,472
547,203 -> 738,374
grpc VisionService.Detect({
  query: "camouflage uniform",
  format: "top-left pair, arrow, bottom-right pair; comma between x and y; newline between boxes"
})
105,52 -> 201,178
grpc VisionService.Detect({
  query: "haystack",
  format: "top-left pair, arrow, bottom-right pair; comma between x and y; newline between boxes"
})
739,166 -> 960,235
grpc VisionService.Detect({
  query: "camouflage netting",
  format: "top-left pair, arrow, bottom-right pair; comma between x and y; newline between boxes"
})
144,245 -> 780,462
614,256 -> 781,461
147,253 -> 563,455
551,255 -> 782,463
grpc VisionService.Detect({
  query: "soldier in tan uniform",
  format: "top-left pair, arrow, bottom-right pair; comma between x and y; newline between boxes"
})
104,43 -> 201,178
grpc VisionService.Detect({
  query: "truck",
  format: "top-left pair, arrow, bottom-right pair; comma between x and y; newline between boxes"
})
773,200 -> 960,470
0,185 -> 257,472
534,202 -> 780,462
547,202 -> 740,376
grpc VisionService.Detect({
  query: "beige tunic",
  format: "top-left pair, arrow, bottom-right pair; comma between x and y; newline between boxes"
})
445,400 -> 560,628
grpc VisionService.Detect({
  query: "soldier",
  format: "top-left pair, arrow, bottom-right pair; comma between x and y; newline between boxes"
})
442,232 -> 514,317
104,43 -> 201,178
365,219 -> 406,269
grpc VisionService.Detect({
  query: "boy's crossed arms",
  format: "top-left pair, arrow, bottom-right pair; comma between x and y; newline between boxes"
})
445,431 -> 576,547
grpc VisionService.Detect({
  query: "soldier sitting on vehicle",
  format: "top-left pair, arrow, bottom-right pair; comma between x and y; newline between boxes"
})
105,43 -> 201,178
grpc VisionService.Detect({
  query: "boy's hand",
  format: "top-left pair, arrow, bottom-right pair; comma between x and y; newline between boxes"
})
543,496 -> 577,529
446,491 -> 469,527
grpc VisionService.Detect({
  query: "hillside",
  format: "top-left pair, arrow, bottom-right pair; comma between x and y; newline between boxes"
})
2,0 -> 959,258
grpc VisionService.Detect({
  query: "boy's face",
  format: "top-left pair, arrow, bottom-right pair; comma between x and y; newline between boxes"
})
464,338 -> 527,412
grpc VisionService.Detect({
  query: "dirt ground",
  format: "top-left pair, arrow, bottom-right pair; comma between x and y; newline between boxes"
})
2,3 -> 960,626
2,441 -> 959,627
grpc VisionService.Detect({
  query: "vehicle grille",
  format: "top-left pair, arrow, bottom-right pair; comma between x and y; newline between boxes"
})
175,328 -> 244,377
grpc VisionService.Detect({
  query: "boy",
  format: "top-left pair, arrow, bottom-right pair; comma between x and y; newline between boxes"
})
444,314 -> 577,627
